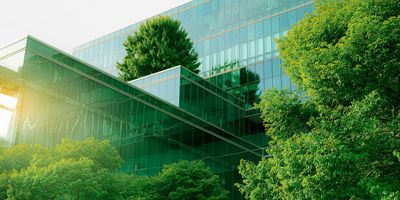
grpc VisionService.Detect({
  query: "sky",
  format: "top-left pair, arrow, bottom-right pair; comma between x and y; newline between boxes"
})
0,0 -> 191,53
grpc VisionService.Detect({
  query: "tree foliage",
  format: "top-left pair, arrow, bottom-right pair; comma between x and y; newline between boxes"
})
237,0 -> 400,199
0,139 -> 227,199
278,0 -> 400,108
53,138 -> 122,170
117,16 -> 199,81
156,160 -> 229,200
2,138 -> 122,200
7,158 -> 116,200
122,160 -> 229,200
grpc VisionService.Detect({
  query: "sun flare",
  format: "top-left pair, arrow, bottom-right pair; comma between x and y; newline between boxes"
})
0,94 -> 18,110
0,94 -> 18,141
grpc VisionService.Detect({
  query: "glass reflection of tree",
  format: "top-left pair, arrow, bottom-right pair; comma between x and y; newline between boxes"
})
239,67 -> 261,105
209,60 -> 261,106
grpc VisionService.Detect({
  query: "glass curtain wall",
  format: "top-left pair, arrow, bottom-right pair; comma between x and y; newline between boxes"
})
1,36 -> 268,199
0,38 -> 26,146
72,0 -> 314,105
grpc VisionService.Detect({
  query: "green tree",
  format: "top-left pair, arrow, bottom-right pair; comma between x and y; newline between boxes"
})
125,160 -> 229,200
117,16 -> 200,81
156,160 -> 229,200
0,139 -> 227,199
54,138 -> 122,170
7,158 -> 117,200
278,0 -> 400,108
0,144 -> 45,172
112,173 -> 156,200
237,0 -> 400,199
4,138 -> 123,200
0,144 -> 47,199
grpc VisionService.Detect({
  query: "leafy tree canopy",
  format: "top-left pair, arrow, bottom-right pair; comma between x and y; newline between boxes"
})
7,158 -> 116,200
117,16 -> 200,81
124,160 -> 229,200
0,139 -> 227,200
237,0 -> 400,199
157,160 -> 229,200
2,138 -> 122,200
278,0 -> 400,109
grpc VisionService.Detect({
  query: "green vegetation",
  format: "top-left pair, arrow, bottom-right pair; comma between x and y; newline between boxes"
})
0,138 -> 227,200
237,0 -> 400,199
117,16 -> 200,81
1,138 -> 122,200
125,160 -> 229,200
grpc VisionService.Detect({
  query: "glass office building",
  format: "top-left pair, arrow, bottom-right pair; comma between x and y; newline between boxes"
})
0,36 -> 266,199
73,0 -> 314,105
0,0 -> 314,199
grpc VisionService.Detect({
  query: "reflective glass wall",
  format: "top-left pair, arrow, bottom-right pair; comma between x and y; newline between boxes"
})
129,66 -> 181,106
0,38 -> 26,146
72,0 -> 314,105
1,36 -> 267,199
128,66 -> 266,160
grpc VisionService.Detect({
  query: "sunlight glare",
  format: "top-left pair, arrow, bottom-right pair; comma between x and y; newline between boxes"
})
0,109 -> 14,140
0,94 -> 18,110
0,94 -> 18,142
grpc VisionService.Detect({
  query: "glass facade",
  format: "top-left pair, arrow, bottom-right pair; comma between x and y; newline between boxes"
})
72,0 -> 314,105
0,38 -> 25,146
129,66 -> 261,149
129,67 -> 182,106
0,36 -> 267,199
1,1 -> 316,198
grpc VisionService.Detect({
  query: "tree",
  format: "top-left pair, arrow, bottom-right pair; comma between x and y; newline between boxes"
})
237,0 -> 400,199
4,138 -> 123,200
0,144 -> 45,172
156,160 -> 229,200
0,139 -> 227,199
54,138 -> 122,170
278,0 -> 400,108
123,160 -> 229,200
0,144 -> 47,199
112,173 -> 155,199
117,16 -> 200,81
7,158 -> 117,200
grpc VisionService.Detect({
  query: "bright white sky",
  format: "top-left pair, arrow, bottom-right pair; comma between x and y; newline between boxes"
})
0,0 -> 191,53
